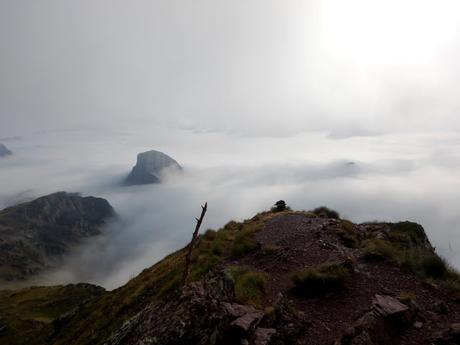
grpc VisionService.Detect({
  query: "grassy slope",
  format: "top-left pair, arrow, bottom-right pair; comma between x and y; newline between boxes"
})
50,212 -> 271,345
0,284 -> 105,345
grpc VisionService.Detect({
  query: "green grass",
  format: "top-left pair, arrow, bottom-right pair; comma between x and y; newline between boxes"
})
388,222 -> 430,248
336,220 -> 359,248
230,266 -> 267,306
362,238 -> 400,261
291,261 -> 352,295
0,284 -> 105,345
361,227 -> 460,291
40,213 -> 270,345
230,222 -> 263,258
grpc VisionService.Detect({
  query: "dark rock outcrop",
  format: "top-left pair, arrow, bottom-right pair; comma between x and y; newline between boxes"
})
335,295 -> 415,345
104,271 -> 238,345
0,192 -> 114,282
104,271 -> 292,345
124,150 -> 181,186
0,144 -> 12,157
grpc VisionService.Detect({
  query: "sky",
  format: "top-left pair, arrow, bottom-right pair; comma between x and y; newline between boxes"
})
1,0 -> 460,289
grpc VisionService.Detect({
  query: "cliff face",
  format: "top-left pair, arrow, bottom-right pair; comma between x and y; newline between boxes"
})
0,192 -> 114,282
124,150 -> 182,186
1,209 -> 459,345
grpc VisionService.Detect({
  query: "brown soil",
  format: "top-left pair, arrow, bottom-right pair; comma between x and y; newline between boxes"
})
226,212 -> 460,345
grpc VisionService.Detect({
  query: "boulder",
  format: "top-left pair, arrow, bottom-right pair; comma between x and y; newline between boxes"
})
124,150 -> 181,186
373,294 -> 409,317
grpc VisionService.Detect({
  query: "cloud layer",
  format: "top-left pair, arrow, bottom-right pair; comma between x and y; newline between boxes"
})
1,127 -> 460,289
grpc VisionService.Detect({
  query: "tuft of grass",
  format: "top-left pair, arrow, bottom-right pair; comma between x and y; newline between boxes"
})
362,238 -> 400,261
361,232 -> 460,291
312,206 -> 340,219
397,291 -> 416,305
230,266 -> 267,306
444,266 -> 460,290
230,223 -> 262,258
337,220 -> 359,248
290,261 -> 351,295
262,244 -> 280,255
419,255 -> 448,279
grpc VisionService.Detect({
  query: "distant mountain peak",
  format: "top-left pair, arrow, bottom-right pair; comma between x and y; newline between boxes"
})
0,192 -> 114,282
0,143 -> 12,157
124,150 -> 182,186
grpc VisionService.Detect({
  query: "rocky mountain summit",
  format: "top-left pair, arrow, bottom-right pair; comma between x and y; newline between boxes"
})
0,206 -> 459,345
0,192 -> 114,282
124,150 -> 182,186
0,143 -> 12,157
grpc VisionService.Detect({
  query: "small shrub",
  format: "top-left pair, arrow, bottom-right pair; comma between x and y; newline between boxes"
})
291,262 -> 351,295
203,229 -> 217,240
231,267 -> 267,306
271,200 -> 288,212
337,220 -> 359,248
313,206 -> 340,219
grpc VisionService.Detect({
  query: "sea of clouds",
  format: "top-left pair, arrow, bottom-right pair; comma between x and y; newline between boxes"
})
1,124 -> 459,290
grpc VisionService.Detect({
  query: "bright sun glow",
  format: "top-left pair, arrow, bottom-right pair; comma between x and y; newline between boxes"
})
316,0 -> 460,67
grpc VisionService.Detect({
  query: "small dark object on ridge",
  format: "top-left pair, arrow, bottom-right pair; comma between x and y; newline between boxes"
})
273,200 -> 287,212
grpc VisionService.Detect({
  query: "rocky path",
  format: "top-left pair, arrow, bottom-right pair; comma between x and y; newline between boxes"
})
227,213 -> 460,345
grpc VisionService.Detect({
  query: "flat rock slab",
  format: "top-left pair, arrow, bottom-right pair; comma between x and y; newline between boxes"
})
373,294 -> 408,317
223,303 -> 259,318
231,311 -> 264,333
254,328 -> 276,345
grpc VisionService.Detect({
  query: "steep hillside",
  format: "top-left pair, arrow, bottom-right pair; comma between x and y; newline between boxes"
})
1,208 -> 459,345
0,192 -> 115,282
0,283 -> 105,345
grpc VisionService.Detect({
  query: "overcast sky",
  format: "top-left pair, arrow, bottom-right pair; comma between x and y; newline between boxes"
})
1,1 -> 460,288
2,0 -> 460,137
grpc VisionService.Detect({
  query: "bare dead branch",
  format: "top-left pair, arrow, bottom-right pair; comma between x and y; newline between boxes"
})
182,202 -> 208,285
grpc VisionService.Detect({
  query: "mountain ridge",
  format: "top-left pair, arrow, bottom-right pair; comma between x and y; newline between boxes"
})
0,208 -> 459,345
0,192 -> 115,283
